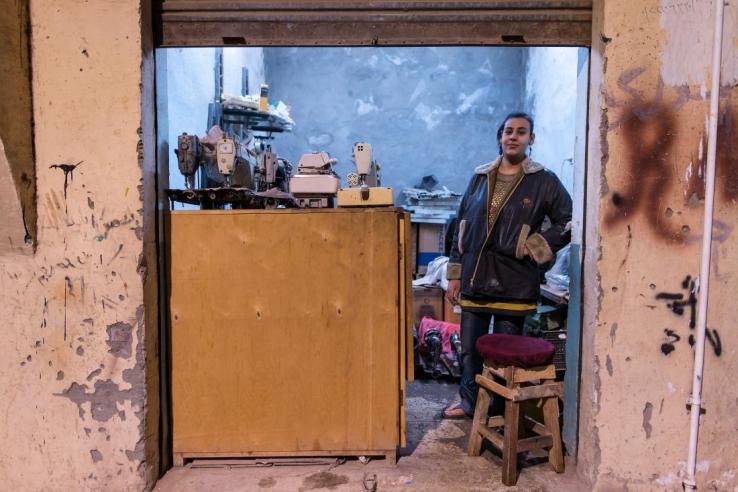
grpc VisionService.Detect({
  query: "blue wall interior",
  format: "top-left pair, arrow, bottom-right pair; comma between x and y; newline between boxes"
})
265,47 -> 528,199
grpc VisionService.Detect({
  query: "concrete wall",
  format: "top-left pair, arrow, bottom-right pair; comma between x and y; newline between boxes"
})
265,47 -> 528,198
579,0 -> 738,489
525,47 -> 584,193
0,1 -> 159,490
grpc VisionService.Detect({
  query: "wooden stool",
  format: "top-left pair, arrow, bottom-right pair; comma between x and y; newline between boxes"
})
467,334 -> 564,486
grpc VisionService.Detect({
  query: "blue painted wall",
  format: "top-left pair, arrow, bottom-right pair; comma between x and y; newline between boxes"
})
264,47 -> 529,199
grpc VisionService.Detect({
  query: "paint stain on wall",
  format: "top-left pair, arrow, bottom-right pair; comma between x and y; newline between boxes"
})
604,104 -> 685,243
609,323 -> 618,346
717,105 -> 738,202
106,322 -> 133,359
56,379 -> 133,422
48,161 -> 83,200
642,402 -> 654,439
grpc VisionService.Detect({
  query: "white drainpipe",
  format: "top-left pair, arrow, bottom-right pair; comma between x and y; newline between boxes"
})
683,0 -> 726,490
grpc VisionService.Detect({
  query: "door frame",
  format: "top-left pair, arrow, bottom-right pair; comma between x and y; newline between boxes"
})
146,0 -> 600,473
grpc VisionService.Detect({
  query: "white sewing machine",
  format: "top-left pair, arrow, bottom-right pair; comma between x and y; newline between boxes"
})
289,151 -> 341,208
337,142 -> 393,207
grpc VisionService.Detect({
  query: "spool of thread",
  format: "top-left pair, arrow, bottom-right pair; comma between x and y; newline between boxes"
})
259,84 -> 269,111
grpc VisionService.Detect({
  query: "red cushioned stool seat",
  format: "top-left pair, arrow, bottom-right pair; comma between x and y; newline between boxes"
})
475,334 -> 555,368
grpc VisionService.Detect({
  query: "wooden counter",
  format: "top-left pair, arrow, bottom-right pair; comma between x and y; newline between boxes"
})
166,208 -> 412,465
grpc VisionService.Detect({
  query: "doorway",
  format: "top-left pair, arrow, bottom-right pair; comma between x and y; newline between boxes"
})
151,0 -> 593,481
155,42 -> 589,470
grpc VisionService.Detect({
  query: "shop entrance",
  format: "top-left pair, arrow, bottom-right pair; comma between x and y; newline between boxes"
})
152,0 -> 593,482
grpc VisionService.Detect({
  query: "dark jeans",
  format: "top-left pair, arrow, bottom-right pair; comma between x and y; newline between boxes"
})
458,311 -> 525,416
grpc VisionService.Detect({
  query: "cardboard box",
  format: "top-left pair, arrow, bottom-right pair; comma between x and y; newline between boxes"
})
412,286 -> 444,326
443,295 -> 462,325
416,223 -> 445,275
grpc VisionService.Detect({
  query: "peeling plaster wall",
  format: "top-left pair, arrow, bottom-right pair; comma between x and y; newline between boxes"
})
580,0 -> 738,489
0,1 -> 158,490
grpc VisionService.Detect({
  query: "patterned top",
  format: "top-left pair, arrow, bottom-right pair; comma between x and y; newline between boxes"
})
488,171 -> 520,231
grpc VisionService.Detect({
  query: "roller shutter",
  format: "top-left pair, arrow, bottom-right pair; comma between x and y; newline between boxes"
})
154,1 -> 592,47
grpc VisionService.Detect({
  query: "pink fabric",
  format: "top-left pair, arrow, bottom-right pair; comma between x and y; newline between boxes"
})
418,316 -> 461,355
476,333 -> 555,368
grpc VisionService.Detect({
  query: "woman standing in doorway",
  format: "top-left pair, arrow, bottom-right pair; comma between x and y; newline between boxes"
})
442,112 -> 572,419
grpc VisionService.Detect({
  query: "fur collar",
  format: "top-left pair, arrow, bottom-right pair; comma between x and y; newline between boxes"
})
474,156 -> 544,175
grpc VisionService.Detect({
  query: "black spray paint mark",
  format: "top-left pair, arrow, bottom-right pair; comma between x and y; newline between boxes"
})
656,277 -> 697,329
706,330 -> 722,356
656,275 -> 723,357
661,329 -> 681,355
687,329 -> 722,357
49,161 -> 83,201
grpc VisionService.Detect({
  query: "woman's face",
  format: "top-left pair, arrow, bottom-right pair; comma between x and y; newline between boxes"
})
499,117 -> 535,160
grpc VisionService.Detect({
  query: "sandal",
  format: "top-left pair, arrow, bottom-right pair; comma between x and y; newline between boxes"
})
442,401 -> 471,420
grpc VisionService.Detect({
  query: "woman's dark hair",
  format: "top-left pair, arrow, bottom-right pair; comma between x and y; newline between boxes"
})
497,112 -> 535,154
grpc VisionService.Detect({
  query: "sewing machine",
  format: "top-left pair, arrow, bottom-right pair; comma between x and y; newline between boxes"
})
289,151 -> 340,208
175,133 -> 200,189
337,142 -> 393,207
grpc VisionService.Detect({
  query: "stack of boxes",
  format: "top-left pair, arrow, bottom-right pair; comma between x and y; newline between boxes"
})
404,182 -> 462,327
410,220 -> 461,326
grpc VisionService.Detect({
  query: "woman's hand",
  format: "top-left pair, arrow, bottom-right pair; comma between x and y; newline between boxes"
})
446,279 -> 461,304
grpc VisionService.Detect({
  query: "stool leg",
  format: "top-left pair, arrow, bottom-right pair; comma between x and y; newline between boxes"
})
468,370 -> 492,456
501,398 -> 520,486
542,397 -> 564,473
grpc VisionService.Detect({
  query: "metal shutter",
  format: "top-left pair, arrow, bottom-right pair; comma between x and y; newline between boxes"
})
154,1 -> 592,47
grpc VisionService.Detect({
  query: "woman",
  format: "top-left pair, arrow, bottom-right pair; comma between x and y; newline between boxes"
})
442,112 -> 572,419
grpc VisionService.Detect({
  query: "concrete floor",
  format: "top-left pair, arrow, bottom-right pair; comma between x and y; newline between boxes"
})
155,379 -> 587,491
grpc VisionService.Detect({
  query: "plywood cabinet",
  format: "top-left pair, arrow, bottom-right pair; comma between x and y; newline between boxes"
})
166,208 -> 412,465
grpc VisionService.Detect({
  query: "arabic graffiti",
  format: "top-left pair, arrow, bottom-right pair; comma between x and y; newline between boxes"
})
655,275 -> 722,357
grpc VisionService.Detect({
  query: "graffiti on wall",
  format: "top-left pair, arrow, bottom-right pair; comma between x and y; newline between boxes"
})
656,275 -> 722,357
603,66 -> 738,242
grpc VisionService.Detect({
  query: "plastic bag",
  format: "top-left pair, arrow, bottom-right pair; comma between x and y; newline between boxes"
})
412,256 -> 449,291
544,244 -> 570,292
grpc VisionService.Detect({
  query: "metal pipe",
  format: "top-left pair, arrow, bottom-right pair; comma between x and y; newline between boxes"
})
683,0 -> 725,489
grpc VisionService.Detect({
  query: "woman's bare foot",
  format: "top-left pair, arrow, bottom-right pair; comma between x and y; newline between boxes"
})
442,400 -> 471,419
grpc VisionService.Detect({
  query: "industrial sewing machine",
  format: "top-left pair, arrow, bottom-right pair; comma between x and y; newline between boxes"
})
337,142 -> 394,207
289,151 -> 341,208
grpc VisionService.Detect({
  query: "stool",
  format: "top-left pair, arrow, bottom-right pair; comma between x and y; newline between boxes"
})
468,334 -> 564,486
